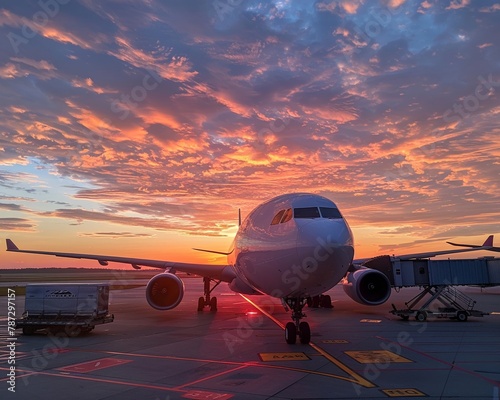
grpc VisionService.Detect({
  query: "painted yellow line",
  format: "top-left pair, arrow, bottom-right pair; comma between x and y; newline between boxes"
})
309,342 -> 376,388
346,350 -> 412,364
240,294 -> 376,388
381,388 -> 426,397
322,339 -> 349,344
259,352 -> 310,362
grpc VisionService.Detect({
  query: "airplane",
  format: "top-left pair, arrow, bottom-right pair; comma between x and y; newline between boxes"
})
5,193 -> 499,344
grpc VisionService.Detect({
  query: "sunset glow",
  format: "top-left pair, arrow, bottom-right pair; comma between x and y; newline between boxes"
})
1,1 -> 499,268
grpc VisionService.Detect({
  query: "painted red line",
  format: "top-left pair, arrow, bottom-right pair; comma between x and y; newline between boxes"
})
13,367 -> 185,393
6,366 -> 232,398
58,357 -> 131,373
45,348 -> 70,355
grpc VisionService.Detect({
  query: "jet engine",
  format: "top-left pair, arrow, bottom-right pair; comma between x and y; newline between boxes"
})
342,268 -> 391,306
146,273 -> 184,310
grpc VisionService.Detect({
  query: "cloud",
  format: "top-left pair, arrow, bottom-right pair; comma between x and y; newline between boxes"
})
0,217 -> 36,231
78,231 -> 154,239
0,0 -> 498,257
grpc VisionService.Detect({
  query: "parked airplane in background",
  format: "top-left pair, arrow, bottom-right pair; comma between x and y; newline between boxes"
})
6,193 -> 498,344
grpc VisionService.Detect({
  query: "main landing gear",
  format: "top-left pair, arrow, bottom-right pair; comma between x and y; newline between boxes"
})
283,297 -> 311,345
197,276 -> 221,312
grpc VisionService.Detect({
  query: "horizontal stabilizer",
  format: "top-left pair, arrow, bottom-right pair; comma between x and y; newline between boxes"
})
193,248 -> 233,256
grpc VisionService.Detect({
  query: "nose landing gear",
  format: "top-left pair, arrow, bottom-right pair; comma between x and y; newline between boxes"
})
283,297 -> 311,344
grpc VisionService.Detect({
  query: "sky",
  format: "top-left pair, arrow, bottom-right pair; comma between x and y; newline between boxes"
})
0,0 -> 499,269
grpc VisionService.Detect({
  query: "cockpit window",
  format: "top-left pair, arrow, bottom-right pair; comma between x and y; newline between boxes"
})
281,208 -> 293,223
319,207 -> 343,219
271,208 -> 293,225
294,207 -> 321,219
271,209 -> 286,225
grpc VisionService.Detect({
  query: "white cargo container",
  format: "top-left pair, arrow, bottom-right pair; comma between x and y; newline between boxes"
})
16,283 -> 114,336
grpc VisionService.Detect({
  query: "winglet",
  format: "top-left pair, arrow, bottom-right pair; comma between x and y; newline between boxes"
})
6,239 -> 19,251
482,235 -> 494,247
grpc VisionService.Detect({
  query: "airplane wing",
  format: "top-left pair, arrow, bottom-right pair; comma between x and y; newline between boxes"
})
353,235 -> 498,265
447,235 -> 500,252
5,239 -> 236,282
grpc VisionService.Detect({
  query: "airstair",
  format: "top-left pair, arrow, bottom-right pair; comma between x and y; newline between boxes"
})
390,285 -> 488,322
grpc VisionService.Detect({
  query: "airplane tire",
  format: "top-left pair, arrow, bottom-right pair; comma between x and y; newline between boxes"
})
285,322 -> 297,344
197,297 -> 205,311
210,297 -> 217,312
299,322 -> 311,344
311,295 -> 320,308
415,311 -> 427,322
320,295 -> 333,308
22,326 -> 36,335
457,311 -> 468,322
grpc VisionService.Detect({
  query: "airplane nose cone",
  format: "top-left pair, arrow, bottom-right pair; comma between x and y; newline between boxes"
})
296,218 -> 353,253
294,219 -> 354,296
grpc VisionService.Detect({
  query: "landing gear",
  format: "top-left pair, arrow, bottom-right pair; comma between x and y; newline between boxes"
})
285,322 -> 297,344
283,297 -> 311,344
197,277 -> 220,312
307,294 -> 333,309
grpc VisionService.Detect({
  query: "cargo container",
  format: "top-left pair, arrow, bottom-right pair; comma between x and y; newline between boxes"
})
15,283 -> 114,336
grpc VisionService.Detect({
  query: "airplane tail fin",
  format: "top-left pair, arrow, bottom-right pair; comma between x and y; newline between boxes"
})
6,239 -> 19,251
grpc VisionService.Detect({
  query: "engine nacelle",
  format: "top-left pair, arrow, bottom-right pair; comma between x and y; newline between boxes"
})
342,268 -> 391,306
146,273 -> 184,310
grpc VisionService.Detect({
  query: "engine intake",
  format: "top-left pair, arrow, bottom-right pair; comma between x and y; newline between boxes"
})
342,268 -> 391,306
146,273 -> 184,310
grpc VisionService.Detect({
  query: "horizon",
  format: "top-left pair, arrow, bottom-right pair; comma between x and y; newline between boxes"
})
1,1 -> 499,269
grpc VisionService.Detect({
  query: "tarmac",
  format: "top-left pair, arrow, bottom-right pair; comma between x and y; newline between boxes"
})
1,277 -> 499,399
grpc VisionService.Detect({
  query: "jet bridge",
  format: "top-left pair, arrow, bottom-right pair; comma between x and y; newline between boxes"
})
363,256 -> 500,321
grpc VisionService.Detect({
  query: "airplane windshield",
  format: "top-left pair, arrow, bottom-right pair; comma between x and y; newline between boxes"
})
270,208 -> 293,225
319,207 -> 343,219
271,210 -> 286,225
294,207 -> 321,218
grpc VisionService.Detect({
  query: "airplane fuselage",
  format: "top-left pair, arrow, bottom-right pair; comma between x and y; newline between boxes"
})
228,193 -> 354,298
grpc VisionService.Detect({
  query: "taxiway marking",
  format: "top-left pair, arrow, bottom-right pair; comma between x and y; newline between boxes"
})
240,294 -> 376,388
381,388 -> 427,397
259,352 -> 310,362
322,339 -> 349,344
58,357 -> 131,373
345,350 -> 412,364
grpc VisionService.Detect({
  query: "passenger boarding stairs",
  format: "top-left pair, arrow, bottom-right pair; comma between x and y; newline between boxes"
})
391,285 -> 487,322
439,285 -> 476,312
